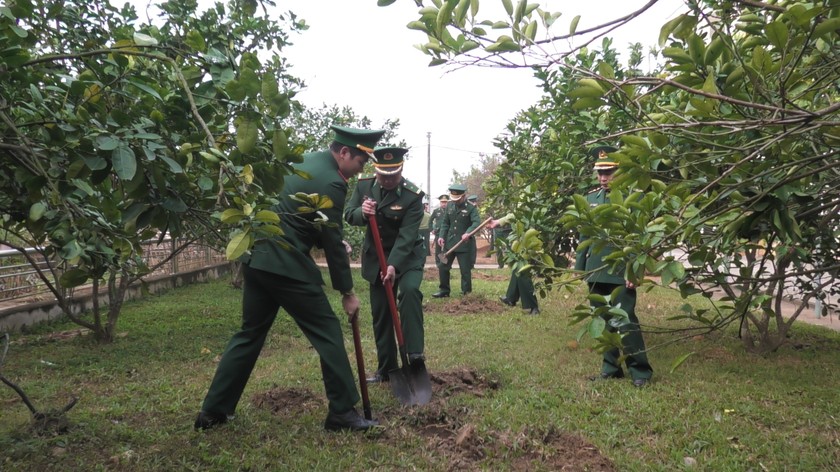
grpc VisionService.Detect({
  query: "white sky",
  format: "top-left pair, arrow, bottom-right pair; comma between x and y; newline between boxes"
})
132,0 -> 685,200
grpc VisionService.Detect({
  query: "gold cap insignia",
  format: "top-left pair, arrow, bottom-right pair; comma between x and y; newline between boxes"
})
599,150 -> 608,158
383,152 -> 394,160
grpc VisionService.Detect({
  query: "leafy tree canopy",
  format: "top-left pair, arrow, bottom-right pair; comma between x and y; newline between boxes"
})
389,0 -> 840,354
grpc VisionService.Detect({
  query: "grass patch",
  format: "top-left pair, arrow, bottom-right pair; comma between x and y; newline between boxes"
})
2,268 -> 840,470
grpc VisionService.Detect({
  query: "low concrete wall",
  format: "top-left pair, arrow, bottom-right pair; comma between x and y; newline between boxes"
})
0,262 -> 236,332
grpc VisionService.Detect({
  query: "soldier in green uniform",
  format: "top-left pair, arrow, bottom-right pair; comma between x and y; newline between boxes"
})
433,184 -> 480,297
344,147 -> 427,383
490,214 -> 540,315
575,145 -> 653,388
467,195 -> 479,266
194,125 -> 384,432
430,194 -> 449,271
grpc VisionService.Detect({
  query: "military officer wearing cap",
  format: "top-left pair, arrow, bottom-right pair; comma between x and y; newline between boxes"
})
430,194 -> 449,269
345,146 -> 427,383
195,124 -> 384,432
433,184 -> 480,297
575,145 -> 653,388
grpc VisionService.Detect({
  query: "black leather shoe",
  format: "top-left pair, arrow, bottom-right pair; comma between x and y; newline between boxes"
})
499,296 -> 515,306
432,291 -> 449,298
588,372 -> 624,381
194,411 -> 228,430
324,408 -> 380,432
633,378 -> 649,388
366,371 -> 389,384
526,308 -> 540,315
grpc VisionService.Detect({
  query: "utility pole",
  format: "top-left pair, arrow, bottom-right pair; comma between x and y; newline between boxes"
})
426,132 -> 431,202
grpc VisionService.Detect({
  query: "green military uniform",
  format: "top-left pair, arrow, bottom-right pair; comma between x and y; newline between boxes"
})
575,146 -> 652,383
494,214 -> 539,314
199,126 -> 384,421
344,147 -> 427,377
436,184 -> 480,296
429,196 -> 448,270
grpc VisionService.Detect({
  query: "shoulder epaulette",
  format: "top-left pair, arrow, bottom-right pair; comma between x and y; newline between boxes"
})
401,179 -> 422,195
358,173 -> 375,181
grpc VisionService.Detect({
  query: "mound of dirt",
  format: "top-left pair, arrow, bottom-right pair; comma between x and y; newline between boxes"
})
437,294 -> 508,315
251,386 -> 323,416
250,368 -> 615,470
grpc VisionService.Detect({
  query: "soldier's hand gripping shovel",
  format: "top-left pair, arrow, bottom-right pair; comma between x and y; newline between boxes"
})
349,308 -> 373,420
369,214 -> 432,406
437,217 -> 494,263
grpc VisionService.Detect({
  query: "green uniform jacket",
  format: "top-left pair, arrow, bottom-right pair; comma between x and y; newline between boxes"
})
574,188 -> 625,285
439,200 -> 480,254
241,150 -> 353,293
430,207 -> 445,235
344,175 -> 426,282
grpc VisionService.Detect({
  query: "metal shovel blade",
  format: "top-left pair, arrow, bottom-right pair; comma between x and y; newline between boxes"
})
388,360 -> 432,406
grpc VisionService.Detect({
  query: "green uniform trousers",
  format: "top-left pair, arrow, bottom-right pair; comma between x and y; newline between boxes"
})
438,251 -> 473,295
588,282 -> 653,381
201,266 -> 359,415
369,267 -> 424,373
505,270 -> 538,310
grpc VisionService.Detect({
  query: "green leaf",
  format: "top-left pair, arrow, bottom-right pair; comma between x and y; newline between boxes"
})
184,29 -> 206,52
255,210 -> 280,223
502,0 -> 513,16
765,21 -> 788,49
814,17 -> 840,39
112,146 -> 137,180
220,208 -> 246,224
96,135 -> 121,151
569,15 -> 580,34
485,35 -> 520,52
377,0 -> 397,5
669,352 -> 694,373
658,14 -> 685,46
588,316 -> 606,339
127,80 -> 162,100
226,229 -> 254,260
29,202 -> 46,221
236,118 -> 259,154
133,32 -> 159,46
59,268 -> 89,288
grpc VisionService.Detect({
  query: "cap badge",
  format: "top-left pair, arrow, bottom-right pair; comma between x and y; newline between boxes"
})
383,152 -> 394,161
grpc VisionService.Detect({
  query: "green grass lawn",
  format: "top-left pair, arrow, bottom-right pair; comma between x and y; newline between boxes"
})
2,268 -> 839,471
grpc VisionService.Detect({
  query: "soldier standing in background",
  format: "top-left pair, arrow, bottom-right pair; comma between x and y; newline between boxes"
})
433,184 -> 480,297
575,145 -> 653,388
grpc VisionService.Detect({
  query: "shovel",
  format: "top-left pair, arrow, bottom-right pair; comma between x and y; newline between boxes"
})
437,217 -> 494,263
349,308 -> 373,420
368,214 -> 432,406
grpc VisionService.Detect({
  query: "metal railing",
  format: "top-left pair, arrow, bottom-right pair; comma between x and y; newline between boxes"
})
0,240 -> 228,304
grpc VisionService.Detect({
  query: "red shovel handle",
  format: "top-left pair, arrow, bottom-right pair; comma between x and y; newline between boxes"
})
368,214 -> 406,348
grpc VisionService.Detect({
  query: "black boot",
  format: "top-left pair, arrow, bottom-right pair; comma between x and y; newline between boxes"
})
194,411 -> 228,430
324,408 -> 380,432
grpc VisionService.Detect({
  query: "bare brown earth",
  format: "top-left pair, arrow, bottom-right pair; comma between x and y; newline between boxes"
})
251,368 -> 616,471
